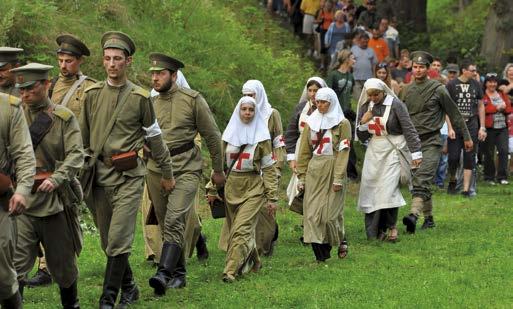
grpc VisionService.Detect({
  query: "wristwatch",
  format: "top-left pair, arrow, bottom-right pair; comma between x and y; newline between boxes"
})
480,126 -> 486,132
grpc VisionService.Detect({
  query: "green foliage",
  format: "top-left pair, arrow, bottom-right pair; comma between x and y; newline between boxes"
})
2,0 -> 311,128
427,0 -> 491,64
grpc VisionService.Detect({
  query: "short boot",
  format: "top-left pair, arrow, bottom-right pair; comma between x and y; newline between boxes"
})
195,233 -> 209,261
311,243 -> 325,262
99,253 -> 129,309
421,216 -> 436,229
402,214 -> 418,234
59,280 -> 80,309
149,242 -> 181,296
167,255 -> 186,289
25,268 -> 52,287
117,264 -> 139,308
0,290 -> 22,309
447,181 -> 458,194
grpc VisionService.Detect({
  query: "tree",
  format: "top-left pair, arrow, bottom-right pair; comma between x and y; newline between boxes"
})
480,0 -> 513,71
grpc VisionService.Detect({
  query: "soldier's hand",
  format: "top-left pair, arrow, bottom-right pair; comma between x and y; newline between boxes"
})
464,139 -> 474,152
288,160 -> 297,173
206,194 -> 222,204
9,193 -> 26,216
37,179 -> 56,192
211,171 -> 226,189
267,202 -> 277,217
332,184 -> 343,192
160,177 -> 176,193
448,128 -> 456,140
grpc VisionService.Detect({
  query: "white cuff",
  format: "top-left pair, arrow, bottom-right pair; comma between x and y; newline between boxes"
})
143,120 -> 162,138
287,153 -> 296,161
333,182 -> 343,186
411,151 -> 422,160
358,123 -> 369,131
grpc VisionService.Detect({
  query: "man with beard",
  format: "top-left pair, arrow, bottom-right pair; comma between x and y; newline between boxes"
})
0,47 -> 23,97
146,53 -> 224,296
400,51 -> 471,233
26,34 -> 97,289
80,32 -> 173,308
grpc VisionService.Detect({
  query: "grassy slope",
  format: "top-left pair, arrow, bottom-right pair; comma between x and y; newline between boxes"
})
5,0 -> 513,307
23,181 -> 513,308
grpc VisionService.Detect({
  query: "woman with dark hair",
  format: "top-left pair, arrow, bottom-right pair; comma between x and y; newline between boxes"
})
482,73 -> 512,185
374,62 -> 400,94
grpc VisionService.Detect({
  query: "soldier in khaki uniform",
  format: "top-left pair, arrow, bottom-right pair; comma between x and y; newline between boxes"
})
0,47 -> 23,97
80,32 -> 174,309
10,63 -> 84,308
400,51 -> 471,234
146,53 -> 224,296
0,92 -> 35,309
26,34 -> 97,289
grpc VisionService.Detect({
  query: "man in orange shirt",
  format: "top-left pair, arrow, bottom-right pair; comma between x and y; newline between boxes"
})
368,27 -> 389,63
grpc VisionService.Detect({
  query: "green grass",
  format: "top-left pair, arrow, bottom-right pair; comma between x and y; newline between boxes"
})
22,178 -> 513,308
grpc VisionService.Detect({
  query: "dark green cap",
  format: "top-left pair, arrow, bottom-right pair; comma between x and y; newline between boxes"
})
148,53 -> 184,72
56,34 -> 90,57
446,64 -> 459,73
0,47 -> 23,68
410,51 -> 434,66
101,31 -> 136,56
10,63 -> 53,88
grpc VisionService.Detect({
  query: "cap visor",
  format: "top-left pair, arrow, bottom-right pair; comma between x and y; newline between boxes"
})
0,62 -> 7,68
148,66 -> 166,71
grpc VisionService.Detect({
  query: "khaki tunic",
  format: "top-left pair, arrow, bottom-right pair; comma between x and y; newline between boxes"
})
297,120 -> 351,246
223,141 -> 278,277
146,84 -> 222,251
80,80 -> 172,256
14,100 -> 83,288
401,79 -> 470,208
0,94 -> 35,299
50,73 -> 96,119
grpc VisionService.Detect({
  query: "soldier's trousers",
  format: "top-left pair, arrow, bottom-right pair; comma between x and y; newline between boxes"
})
146,170 -> 200,248
141,184 -> 202,260
93,176 -> 144,257
14,211 -> 78,288
0,209 -> 18,299
410,135 -> 442,217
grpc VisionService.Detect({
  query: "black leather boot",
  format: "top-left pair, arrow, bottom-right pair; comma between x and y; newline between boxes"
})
117,263 -> 139,308
311,243 -> 324,262
421,216 -> 436,229
1,290 -> 22,309
149,242 -> 181,296
195,233 -> 209,261
321,244 -> 332,261
99,253 -> 128,309
60,280 -> 80,309
402,214 -> 418,234
168,254 -> 186,289
25,268 -> 52,287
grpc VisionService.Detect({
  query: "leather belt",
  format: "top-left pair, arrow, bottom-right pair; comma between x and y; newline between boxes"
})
169,141 -> 195,157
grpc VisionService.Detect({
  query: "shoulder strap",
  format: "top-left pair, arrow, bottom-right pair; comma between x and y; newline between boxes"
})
48,76 -> 59,99
226,144 -> 247,178
91,81 -> 134,160
60,75 -> 88,107
29,106 -> 55,150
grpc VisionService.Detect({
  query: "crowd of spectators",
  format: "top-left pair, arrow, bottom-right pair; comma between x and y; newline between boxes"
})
260,0 -> 513,190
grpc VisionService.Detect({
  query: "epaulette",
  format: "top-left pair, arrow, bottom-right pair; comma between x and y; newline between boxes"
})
132,85 -> 150,98
8,94 -> 21,107
84,81 -> 105,93
178,87 -> 199,98
52,105 -> 74,121
84,76 -> 98,83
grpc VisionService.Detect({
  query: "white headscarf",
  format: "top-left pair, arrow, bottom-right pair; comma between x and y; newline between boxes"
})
354,78 -> 399,140
298,76 -> 328,104
306,88 -> 345,132
222,96 -> 271,146
241,80 -> 273,120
